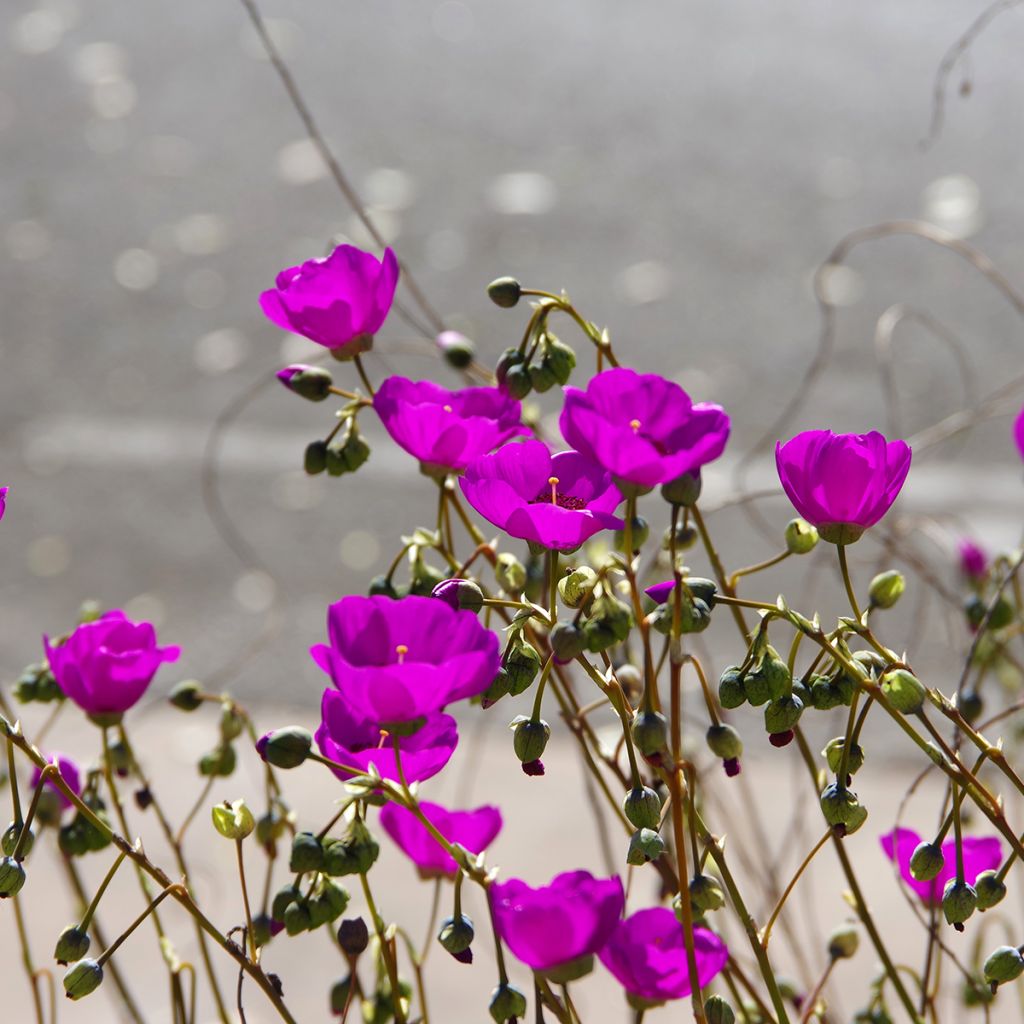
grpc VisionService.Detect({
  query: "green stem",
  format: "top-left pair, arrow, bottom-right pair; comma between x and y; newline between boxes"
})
837,544 -> 863,623
236,840 -> 258,962
81,849 -> 129,930
760,829 -> 831,949
353,353 -> 375,396
12,889 -> 45,1024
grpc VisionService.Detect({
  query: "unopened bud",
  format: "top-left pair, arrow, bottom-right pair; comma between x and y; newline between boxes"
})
984,946 -> 1024,986
326,429 -> 370,476
718,666 -> 746,709
211,799 -> 255,841
689,874 -> 725,913
168,680 -> 204,712
495,552 -> 527,594
436,330 -> 476,369
0,856 -> 26,897
337,917 -> 370,957
613,516 -> 650,552
822,737 -> 864,777
487,277 -> 522,308
828,924 -> 859,959
909,842 -> 944,882
2,821 -> 33,857
63,959 -> 103,1000
819,784 -> 868,835
975,870 -> 1007,911
330,976 -> 352,1014
765,694 -> 803,734
623,787 -> 663,830
704,994 -> 736,1024
869,570 -> 905,609
631,711 -> 668,757
881,668 -> 926,715
199,745 -> 237,777
785,518 -> 819,555
558,566 -> 597,608
256,727 -> 312,769
289,832 -> 325,873
583,593 -> 633,653
431,578 -> 484,614
284,900 -> 313,935
512,718 -> 550,764
276,364 -> 333,402
706,724 -> 743,761
660,471 -> 702,507
942,879 -> 978,929
503,637 -> 542,696
549,621 -> 586,663
54,925 -> 91,965
438,914 -> 475,959
627,828 -> 666,865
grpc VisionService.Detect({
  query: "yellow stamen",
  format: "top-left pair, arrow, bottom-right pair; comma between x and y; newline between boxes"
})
377,729 -> 390,749
442,404 -> 453,412
629,418 -> 642,433
548,476 -> 559,504
395,644 -> 408,664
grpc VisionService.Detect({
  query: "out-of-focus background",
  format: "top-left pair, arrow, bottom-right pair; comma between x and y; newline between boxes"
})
2,1 -> 1024,1021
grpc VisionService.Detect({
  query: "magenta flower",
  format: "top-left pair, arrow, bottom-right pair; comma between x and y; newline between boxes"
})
490,870 -> 624,973
460,440 -> 624,551
880,827 -> 1002,905
599,908 -> 729,1005
380,800 -> 502,878
559,368 -> 730,490
44,611 -> 180,720
30,752 -> 81,811
0,486 -> 7,521
311,595 -> 500,724
315,689 -> 457,784
775,430 -> 912,544
645,581 -> 675,605
259,244 -> 399,357
373,377 -> 527,474
1015,405 -> 1024,460
958,539 -> 987,581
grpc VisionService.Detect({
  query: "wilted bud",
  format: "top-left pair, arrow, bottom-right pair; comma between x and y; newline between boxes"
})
489,983 -> 528,1023
337,917 -> 370,957
704,994 -> 736,1024
706,724 -> 743,761
512,718 -> 550,764
819,783 -> 867,835
549,621 -> 586,663
631,711 -> 668,757
613,516 -> 650,552
495,552 -> 527,595
785,518 -> 819,555
54,925 -> 91,965
974,870 -> 1007,911
2,821 -> 33,858
910,842 -> 945,882
558,566 -> 598,608
168,680 -> 204,712
276,364 -> 333,402
487,277 -> 522,308
822,737 -> 864,777
0,856 -> 27,897
304,440 -> 328,475
880,668 -> 926,715
718,666 -> 746,709
765,694 -> 803,734
63,958 -> 103,1000
503,637 -> 542,696
431,578 -> 484,614
827,924 -> 859,959
583,592 -> 633,653
623,787 -> 663,830
660,471 -> 702,506
627,828 -> 666,865
289,832 -> 325,873
438,914 -> 475,960
211,799 -> 255,841
436,330 -> 476,369
199,745 -> 237,778
984,946 -> 1024,986
942,879 -> 978,929
689,874 -> 726,912
868,570 -> 905,610
256,727 -> 313,769
326,429 -> 370,476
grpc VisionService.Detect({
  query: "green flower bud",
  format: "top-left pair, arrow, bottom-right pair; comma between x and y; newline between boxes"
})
909,842 -> 945,881
660,471 -> 702,506
541,952 -> 595,985
615,663 -> 643,702
219,703 -> 245,743
438,914 -> 474,956
827,924 -> 859,959
819,784 -> 868,835
289,832 -> 325,874
256,810 -> 287,850
324,820 -> 380,877
326,429 -> 370,476
58,823 -> 88,858
512,718 -> 550,764
495,553 -> 527,594
487,277 -> 522,308
558,566 -> 598,608
785,518 -> 819,555
631,711 -> 668,757
54,925 -> 91,965
583,593 -> 633,652
304,440 -> 328,475
689,874 -> 726,912
765,694 -> 804,734
869,570 -> 905,609
881,668 -> 926,715
623,787 -> 663,830
662,523 -> 698,551
252,913 -> 274,948
544,336 -> 576,385
613,516 -> 650,552
942,879 -> 977,928
271,884 -> 301,923
282,365 -> 333,402
984,946 -> 1024,986
437,330 -> 476,369
409,560 -> 447,596
481,670 -> 511,708
0,856 -> 27,897
529,360 -> 559,393
627,827 -> 666,865
965,595 -> 1015,631
501,364 -> 532,400
368,574 -> 399,598
2,821 -> 33,858
503,637 -> 542,696
549,621 -> 586,662
974,870 -> 1007,911
809,676 -> 845,710
963,975 -> 995,1006
718,666 -> 747,709
310,879 -> 350,927
337,917 -> 370,956
706,724 -> 743,761
489,983 -> 528,1023
199,745 -> 236,777
168,680 -> 204,711
330,976 -> 352,1014
822,737 -> 864,777
257,727 -> 312,769
959,688 -> 983,724
284,900 -> 313,936
211,799 -> 255,841
684,578 -> 718,608
791,678 -> 812,707
704,994 -> 736,1024
63,958 -> 103,1000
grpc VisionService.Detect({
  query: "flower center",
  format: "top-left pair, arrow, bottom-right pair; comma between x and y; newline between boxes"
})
395,644 -> 408,664
529,476 -> 587,511
629,418 -> 641,433
442,404 -> 453,412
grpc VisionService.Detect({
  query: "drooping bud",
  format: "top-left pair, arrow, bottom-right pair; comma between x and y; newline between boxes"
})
975,870 -> 1007,911
438,914 -> 475,959
256,727 -> 313,769
819,783 -> 868,835
304,440 -> 328,475
765,694 -> 804,734
743,648 -> 792,706
613,516 -> 650,552
211,799 -> 255,841
430,578 -> 484,614
487,277 -> 522,308
63,959 -> 103,1000
689,874 -> 726,912
558,566 -> 598,608
942,879 -> 978,930
631,711 -> 668,757
368,574 -> 399,599
704,994 -> 736,1024
290,832 -> 325,874
436,330 -> 476,369
718,666 -> 746,709
959,688 -> 983,724
543,335 -> 576,386
822,737 -> 864,777
880,668 -> 926,715
0,856 -> 27,897
623,787 -> 663,830
503,636 -> 542,696
909,842 -> 945,882
869,570 -> 905,609
252,914 -> 274,948
583,592 -> 633,653
984,946 -> 1024,986
495,552 -> 527,595
337,917 -> 370,957
480,670 -> 511,708
276,364 -> 333,402
512,718 -> 550,764
615,664 -> 643,702
706,724 -> 743,761
785,518 -> 819,555
627,828 -> 666,865
549,621 -> 586,663
660,471 -> 702,507
54,925 -> 91,965
168,680 -> 204,712
827,924 -> 859,959
284,900 -> 313,935
309,878 -> 350,928
326,428 -> 370,476
489,983 -> 528,1023
219,703 -> 245,743
2,821 -> 33,858
199,745 -> 237,778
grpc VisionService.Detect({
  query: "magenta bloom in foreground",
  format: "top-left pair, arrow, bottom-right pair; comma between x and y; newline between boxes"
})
44,611 -> 180,718
259,244 -> 399,356
315,688 -> 457,784
958,539 -> 987,580
380,800 -> 502,878
1015,405 -> 1024,460
490,870 -> 624,973
373,377 -> 527,474
560,368 -> 730,489
775,430 -> 911,544
311,595 -> 500,724
460,440 -> 623,551
30,752 -> 81,811
599,908 -> 729,1004
0,486 -> 7,521
881,827 -> 1002,905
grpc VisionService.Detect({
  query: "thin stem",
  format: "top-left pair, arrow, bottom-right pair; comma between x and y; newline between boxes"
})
799,958 -> 837,1024
97,885 -> 182,967
548,549 -> 558,625
353,354 -> 375,396
12,891 -> 45,1024
359,872 -> 406,1024
837,544 -> 863,622
691,503 -> 749,638
237,840 -> 258,962
7,736 -> 23,823
81,849 -> 129,930
11,763 -> 57,860
761,829 -> 831,949
175,776 -> 215,846
730,550 -> 791,586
